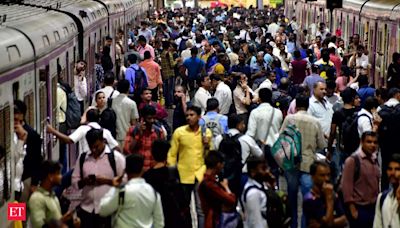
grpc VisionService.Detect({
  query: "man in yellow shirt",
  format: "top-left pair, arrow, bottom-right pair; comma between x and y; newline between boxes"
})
168,105 -> 212,228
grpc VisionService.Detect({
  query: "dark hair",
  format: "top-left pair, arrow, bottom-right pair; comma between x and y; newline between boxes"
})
14,100 -> 27,116
296,95 -> 309,110
247,156 -> 266,174
341,87 -> 358,104
357,74 -> 369,87
198,74 -> 210,86
375,88 -> 388,101
191,47 -> 198,56
326,80 -> 336,90
258,88 -> 272,103
151,140 -> 170,162
106,35 -> 112,41
309,161 -> 330,176
210,74 -> 222,82
361,131 -> 377,141
187,105 -> 202,116
206,98 -> 219,111
388,88 -> 400,98
204,151 -> 224,168
138,35 -> 147,43
86,108 -> 100,123
293,50 -> 301,59
143,51 -> 151,60
125,154 -> 144,174
228,114 -> 244,129
85,128 -> 104,147
104,72 -> 115,85
388,154 -> 400,166
128,54 -> 137,64
117,79 -> 130,93
95,91 -> 105,100
39,160 -> 61,182
140,104 -> 157,117
364,96 -> 379,111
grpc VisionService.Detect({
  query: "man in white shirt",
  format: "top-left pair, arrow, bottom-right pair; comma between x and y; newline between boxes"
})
210,74 -> 232,115
46,108 -> 120,155
180,40 -> 194,61
112,79 -> 139,147
308,81 -> 333,138
357,96 -> 380,137
348,45 -> 369,78
377,88 -> 400,112
91,73 -> 119,106
247,87 -> 283,146
241,157 -> 274,228
315,22 -> 329,41
100,154 -> 164,228
74,60 -> 88,114
268,18 -> 279,37
138,21 -> 153,44
192,75 -> 212,115
373,154 -> 400,228
253,71 -> 276,102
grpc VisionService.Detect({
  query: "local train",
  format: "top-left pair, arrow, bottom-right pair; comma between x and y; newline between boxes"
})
0,0 -> 148,225
285,0 -> 400,88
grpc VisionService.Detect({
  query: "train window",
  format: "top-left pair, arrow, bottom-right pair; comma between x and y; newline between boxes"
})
97,10 -> 101,17
63,27 -> 69,36
24,92 -> 34,127
71,23 -> 77,32
6,45 -> 21,62
42,35 -> 50,47
54,31 -> 60,41
91,12 -> 96,20
12,82 -> 19,101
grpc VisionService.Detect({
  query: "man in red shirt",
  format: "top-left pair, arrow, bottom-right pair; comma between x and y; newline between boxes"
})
124,105 -> 165,170
199,151 -> 237,228
329,47 -> 342,77
289,50 -> 310,85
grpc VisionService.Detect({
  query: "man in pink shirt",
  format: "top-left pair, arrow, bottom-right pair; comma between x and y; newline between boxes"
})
329,47 -> 342,77
137,35 -> 155,60
72,128 -> 125,228
139,51 -> 163,101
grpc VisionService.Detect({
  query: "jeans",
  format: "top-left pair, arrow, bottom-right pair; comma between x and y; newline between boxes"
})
284,169 -> 313,228
347,204 -> 375,228
163,77 -> 175,107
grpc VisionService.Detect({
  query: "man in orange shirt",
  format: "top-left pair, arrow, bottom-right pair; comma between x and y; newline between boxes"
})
139,51 -> 163,101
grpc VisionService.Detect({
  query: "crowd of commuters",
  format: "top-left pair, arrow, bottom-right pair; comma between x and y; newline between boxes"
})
7,4 -> 400,228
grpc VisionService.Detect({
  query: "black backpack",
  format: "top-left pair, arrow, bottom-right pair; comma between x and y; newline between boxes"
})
342,112 -> 372,155
99,90 -> 117,138
130,66 -> 148,101
59,84 -> 81,129
79,150 -> 117,186
218,133 -> 243,196
242,185 -> 291,228
378,104 -> 400,155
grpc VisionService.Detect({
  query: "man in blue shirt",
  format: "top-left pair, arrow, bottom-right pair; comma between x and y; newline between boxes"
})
125,54 -> 148,95
183,47 -> 205,92
357,74 -> 375,107
232,52 -> 252,79
200,98 -> 228,150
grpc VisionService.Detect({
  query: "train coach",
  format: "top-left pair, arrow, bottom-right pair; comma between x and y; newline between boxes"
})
0,0 -> 148,225
285,0 -> 400,88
